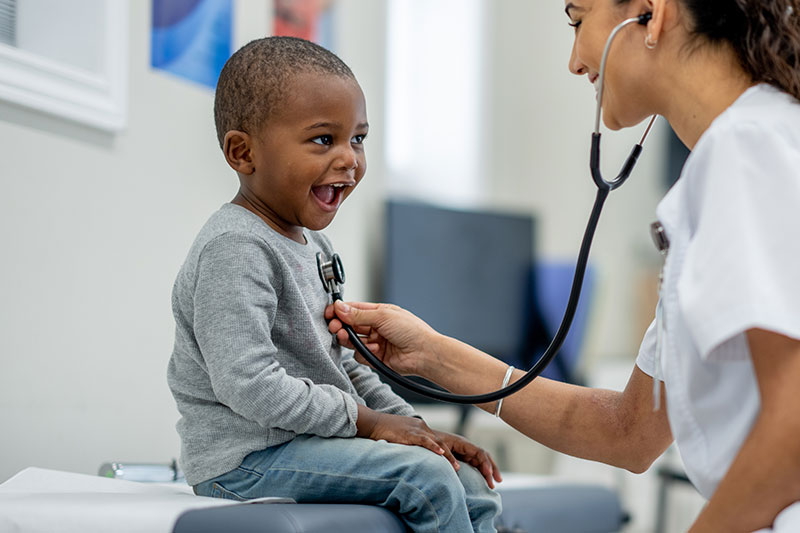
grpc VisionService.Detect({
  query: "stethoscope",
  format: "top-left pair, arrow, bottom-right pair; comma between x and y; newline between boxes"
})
318,13 -> 657,405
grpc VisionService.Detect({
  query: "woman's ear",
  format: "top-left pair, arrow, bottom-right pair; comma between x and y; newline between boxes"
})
645,0 -> 667,47
223,130 -> 255,175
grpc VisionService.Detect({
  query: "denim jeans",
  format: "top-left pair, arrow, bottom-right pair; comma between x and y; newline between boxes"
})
194,435 -> 501,533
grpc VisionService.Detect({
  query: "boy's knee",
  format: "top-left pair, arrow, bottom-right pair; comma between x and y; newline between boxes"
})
456,461 -> 492,493
400,447 -> 462,487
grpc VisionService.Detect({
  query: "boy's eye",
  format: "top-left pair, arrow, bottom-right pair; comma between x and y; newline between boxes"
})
568,20 -> 582,31
311,135 -> 334,145
351,134 -> 367,144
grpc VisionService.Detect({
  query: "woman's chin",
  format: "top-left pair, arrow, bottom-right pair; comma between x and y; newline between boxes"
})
601,118 -> 624,131
602,110 -> 650,132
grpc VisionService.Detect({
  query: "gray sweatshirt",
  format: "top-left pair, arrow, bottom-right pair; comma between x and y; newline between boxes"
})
168,204 -> 416,485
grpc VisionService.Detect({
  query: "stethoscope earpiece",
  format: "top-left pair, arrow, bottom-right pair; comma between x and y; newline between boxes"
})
638,12 -> 653,25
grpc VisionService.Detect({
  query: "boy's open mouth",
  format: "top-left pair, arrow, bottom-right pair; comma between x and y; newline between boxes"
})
312,184 -> 348,208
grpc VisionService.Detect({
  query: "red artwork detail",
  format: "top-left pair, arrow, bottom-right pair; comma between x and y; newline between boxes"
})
274,0 -> 332,43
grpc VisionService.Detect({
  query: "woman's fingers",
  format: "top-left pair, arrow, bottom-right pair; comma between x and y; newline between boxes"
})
334,329 -> 351,347
333,300 -> 384,327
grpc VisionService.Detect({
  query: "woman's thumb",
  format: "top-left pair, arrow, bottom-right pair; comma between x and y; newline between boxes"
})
334,300 -> 351,314
334,300 -> 381,327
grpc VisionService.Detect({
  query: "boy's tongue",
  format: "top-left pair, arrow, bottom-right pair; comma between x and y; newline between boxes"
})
312,185 -> 336,205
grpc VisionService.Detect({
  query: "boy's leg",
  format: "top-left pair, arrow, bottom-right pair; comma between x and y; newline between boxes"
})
455,459 -> 503,533
194,435 -> 498,533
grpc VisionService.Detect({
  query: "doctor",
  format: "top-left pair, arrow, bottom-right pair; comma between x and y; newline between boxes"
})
327,0 -> 800,531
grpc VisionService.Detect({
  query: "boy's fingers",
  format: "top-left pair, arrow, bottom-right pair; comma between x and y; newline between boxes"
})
478,451 -> 502,483
418,437 -> 446,457
491,456 -> 502,482
442,448 -> 459,471
479,462 -> 495,488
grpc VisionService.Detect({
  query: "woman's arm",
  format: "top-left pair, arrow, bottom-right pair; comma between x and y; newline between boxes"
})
430,335 -> 672,473
689,329 -> 800,532
327,301 -> 673,473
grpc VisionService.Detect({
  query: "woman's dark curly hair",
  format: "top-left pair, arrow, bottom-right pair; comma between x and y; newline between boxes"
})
621,0 -> 800,99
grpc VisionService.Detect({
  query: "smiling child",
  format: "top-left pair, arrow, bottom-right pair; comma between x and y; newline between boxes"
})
166,37 -> 502,532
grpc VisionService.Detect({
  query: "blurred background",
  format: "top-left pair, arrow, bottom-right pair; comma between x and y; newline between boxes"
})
0,0 -> 700,531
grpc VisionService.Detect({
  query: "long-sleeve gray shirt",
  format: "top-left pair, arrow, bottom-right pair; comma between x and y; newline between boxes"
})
168,204 -> 416,485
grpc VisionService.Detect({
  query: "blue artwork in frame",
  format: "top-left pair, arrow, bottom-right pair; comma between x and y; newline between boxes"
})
151,0 -> 233,89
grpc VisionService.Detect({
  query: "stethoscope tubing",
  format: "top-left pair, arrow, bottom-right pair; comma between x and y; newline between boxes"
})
337,186 -> 610,404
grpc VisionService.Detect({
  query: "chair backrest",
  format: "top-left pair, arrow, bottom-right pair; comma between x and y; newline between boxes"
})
522,261 -> 596,385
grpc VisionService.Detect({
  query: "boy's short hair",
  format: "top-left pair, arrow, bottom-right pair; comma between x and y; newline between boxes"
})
214,36 -> 355,149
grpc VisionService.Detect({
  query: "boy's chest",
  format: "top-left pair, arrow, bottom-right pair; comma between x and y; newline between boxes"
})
271,251 -> 339,360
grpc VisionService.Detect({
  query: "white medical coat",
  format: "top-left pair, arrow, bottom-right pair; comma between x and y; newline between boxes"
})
635,84 -> 800,529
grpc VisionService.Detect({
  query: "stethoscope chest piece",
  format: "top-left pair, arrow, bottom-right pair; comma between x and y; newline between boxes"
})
317,252 -> 345,298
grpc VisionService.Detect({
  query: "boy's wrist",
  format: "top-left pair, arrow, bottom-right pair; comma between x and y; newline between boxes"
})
355,404 -> 380,438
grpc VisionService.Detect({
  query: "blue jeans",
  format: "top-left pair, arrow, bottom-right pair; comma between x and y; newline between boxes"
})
194,435 -> 501,533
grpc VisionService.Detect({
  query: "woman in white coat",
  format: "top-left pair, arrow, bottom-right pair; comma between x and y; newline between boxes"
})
327,0 -> 800,531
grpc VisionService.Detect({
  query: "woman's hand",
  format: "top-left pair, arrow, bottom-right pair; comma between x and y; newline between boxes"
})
325,301 -> 440,377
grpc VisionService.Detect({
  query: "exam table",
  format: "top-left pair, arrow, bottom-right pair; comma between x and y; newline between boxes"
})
0,466 -> 626,532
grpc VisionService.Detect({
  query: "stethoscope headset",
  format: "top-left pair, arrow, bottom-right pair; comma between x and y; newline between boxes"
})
318,13 -> 657,405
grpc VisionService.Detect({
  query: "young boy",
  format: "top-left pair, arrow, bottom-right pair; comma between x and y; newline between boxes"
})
167,36 -> 502,532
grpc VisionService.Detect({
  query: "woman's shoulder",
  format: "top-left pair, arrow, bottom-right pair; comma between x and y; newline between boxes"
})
711,84 -> 800,142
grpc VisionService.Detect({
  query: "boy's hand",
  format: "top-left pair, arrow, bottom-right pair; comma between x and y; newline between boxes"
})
432,430 -> 502,489
357,406 -> 460,469
356,406 -> 501,488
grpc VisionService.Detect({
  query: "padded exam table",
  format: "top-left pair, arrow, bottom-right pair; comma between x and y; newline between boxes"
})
0,468 -> 626,532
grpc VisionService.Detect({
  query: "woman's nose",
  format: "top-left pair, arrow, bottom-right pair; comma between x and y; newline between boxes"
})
569,44 -> 587,76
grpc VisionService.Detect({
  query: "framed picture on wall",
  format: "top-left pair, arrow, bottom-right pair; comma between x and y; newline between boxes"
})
0,0 -> 128,132
273,0 -> 336,49
151,0 -> 233,90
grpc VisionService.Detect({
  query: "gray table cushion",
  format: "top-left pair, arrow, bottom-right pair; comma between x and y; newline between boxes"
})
172,481 -> 625,533
495,484 -> 625,533
172,503 -> 407,533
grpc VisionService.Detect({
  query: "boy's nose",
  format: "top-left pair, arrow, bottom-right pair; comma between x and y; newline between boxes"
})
334,146 -> 359,171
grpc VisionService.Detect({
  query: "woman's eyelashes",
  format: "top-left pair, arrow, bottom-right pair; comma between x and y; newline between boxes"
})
568,20 -> 582,30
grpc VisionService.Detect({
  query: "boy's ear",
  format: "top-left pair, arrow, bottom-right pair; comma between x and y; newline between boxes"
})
223,130 -> 255,175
